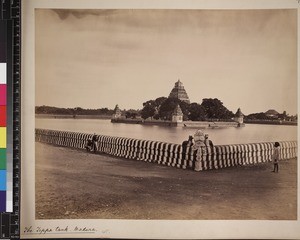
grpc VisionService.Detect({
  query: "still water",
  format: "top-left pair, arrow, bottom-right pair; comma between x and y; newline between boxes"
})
36,118 -> 297,145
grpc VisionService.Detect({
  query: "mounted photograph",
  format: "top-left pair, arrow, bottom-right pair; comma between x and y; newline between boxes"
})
34,8 -> 297,222
18,0 -> 300,237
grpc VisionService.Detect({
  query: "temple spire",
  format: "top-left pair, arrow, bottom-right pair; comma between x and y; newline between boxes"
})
112,104 -> 122,119
168,79 -> 190,104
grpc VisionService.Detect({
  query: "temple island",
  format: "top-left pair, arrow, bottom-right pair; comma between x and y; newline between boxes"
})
111,80 -> 245,128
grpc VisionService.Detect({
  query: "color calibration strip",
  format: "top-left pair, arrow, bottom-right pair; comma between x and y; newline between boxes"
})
0,20 -> 7,213
0,19 -> 13,213
0,0 -> 20,238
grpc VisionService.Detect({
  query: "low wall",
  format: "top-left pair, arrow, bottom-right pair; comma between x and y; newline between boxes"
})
111,118 -> 178,126
111,118 -> 241,128
35,129 -> 297,171
181,121 -> 240,128
244,119 -> 297,126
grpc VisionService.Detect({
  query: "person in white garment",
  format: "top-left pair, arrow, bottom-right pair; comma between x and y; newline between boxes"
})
193,130 -> 207,171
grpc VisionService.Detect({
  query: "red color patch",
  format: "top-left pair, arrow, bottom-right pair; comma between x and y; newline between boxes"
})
0,106 -> 5,126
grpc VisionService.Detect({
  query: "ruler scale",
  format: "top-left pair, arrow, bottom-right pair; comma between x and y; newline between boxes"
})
0,0 -> 20,239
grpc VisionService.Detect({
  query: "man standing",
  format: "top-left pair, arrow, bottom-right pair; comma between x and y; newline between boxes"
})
204,134 -> 214,169
193,130 -> 206,171
92,133 -> 98,153
204,134 -> 214,149
272,142 -> 280,173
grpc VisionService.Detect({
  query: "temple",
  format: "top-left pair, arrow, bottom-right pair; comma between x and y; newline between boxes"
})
172,104 -> 183,123
168,79 -> 190,104
234,108 -> 244,125
112,104 -> 122,119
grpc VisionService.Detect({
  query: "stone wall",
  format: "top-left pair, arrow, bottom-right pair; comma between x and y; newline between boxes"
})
181,121 -> 239,128
35,129 -> 297,171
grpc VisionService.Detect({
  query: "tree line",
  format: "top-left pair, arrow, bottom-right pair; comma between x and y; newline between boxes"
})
140,97 -> 234,121
36,101 -> 297,122
245,111 -> 297,122
35,106 -> 114,116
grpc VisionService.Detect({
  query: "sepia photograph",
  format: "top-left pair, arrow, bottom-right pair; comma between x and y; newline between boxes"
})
34,7 -> 297,221
21,0 -> 299,238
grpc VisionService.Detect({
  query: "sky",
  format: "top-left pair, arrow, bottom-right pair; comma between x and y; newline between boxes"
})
35,9 -> 297,115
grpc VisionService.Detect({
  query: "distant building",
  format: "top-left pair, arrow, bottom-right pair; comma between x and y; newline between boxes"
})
112,104 -> 122,119
172,104 -> 183,123
168,79 -> 190,104
234,108 -> 244,124
265,109 -> 279,118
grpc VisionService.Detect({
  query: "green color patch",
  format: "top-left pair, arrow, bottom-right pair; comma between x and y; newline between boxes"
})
0,148 -> 6,170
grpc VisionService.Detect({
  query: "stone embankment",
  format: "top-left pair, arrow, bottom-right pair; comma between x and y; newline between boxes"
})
35,129 -> 297,171
181,121 -> 241,128
111,118 -> 242,128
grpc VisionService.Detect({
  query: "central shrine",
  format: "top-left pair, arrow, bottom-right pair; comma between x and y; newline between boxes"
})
168,79 -> 190,104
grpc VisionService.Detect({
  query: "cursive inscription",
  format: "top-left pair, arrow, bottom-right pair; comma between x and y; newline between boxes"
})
23,225 -> 102,235
74,226 -> 96,232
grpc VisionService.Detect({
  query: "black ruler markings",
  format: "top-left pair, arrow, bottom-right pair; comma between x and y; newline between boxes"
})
0,0 -> 20,239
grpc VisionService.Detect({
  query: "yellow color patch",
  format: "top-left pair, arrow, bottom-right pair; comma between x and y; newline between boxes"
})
0,127 -> 6,148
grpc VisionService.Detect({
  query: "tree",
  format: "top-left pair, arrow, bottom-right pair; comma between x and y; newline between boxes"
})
141,100 -> 156,119
154,97 -> 167,106
153,97 -> 167,119
140,97 -> 168,120
245,112 -> 271,120
283,111 -> 287,117
158,98 -> 179,120
188,102 -> 206,121
35,105 -> 116,115
291,114 -> 297,121
125,109 -> 139,119
179,101 -> 190,120
141,97 -> 234,121
201,98 -> 234,120
277,110 -> 288,120
158,98 -> 190,120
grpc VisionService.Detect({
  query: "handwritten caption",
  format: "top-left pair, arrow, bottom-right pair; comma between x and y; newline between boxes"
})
23,225 -> 109,235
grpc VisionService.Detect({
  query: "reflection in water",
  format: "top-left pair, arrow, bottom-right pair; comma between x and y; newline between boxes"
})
35,118 -> 297,145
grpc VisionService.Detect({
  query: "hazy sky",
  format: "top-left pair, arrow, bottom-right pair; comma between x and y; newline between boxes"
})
35,9 -> 297,115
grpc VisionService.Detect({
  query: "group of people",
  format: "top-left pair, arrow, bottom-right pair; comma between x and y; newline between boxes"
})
182,130 -> 281,173
85,134 -> 98,152
182,130 -> 214,151
181,130 -> 214,171
86,130 -> 281,173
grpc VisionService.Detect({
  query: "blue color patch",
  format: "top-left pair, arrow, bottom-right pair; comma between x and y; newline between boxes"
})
0,170 -> 6,190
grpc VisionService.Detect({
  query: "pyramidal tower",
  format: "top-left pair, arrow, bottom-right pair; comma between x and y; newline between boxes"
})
172,104 -> 183,123
112,104 -> 122,119
234,108 -> 244,124
168,79 -> 190,104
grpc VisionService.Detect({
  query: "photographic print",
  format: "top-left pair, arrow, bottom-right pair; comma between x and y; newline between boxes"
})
21,0 -> 299,239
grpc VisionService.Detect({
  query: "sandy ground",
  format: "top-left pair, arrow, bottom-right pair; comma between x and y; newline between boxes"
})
35,142 -> 297,220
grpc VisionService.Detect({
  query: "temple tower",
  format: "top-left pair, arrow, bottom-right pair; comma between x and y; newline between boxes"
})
172,104 -> 183,123
112,104 -> 122,119
168,79 -> 190,104
234,108 -> 244,124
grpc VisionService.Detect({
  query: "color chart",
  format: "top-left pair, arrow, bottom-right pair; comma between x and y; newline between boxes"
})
0,0 -> 20,238
0,19 -> 8,213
